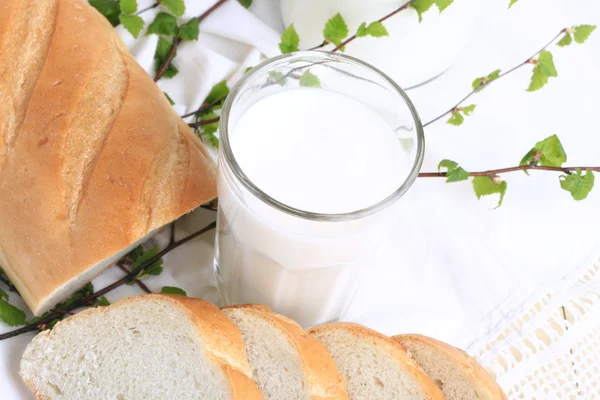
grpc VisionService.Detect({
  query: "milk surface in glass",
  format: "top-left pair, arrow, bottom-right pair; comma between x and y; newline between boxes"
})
215,53 -> 422,327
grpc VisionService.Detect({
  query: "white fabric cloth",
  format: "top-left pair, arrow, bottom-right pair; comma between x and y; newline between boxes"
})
1,0 -> 599,398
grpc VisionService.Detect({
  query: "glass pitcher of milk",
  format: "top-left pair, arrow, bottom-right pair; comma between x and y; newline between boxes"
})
280,0 -> 481,88
215,51 -> 424,327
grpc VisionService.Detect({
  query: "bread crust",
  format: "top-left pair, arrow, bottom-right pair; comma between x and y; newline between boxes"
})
20,294 -> 263,400
309,323 -> 445,400
223,305 -> 349,399
0,0 -> 216,316
393,334 -> 507,400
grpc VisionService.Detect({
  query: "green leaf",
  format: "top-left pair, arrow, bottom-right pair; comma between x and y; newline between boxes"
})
89,0 -> 121,26
438,159 -> 469,183
119,14 -> 145,38
488,69 -> 502,81
538,50 -> 558,77
205,81 -> 230,105
200,112 -> 220,135
0,287 -> 7,301
0,299 -> 26,327
299,70 -> 321,88
447,111 -> 464,126
323,13 -> 349,46
356,22 -> 368,38
132,246 -> 164,278
160,0 -> 185,16
154,37 -> 179,79
557,33 -> 573,47
560,169 -> 595,200
472,176 -> 508,208
527,64 -> 549,92
356,21 -> 389,38
161,286 -> 187,296
508,0 -> 519,8
519,148 -> 536,175
238,0 -> 252,8
573,24 -> 596,44
268,71 -> 286,86
435,0 -> 454,12
164,92 -> 175,105
472,69 -> 501,91
96,296 -> 110,307
412,0 -> 436,22
119,0 -> 137,15
179,17 -> 199,41
461,104 -> 476,116
123,246 -> 145,264
146,12 -> 178,37
279,24 -> 300,54
55,283 -> 94,310
519,134 -> 566,176
205,133 -> 220,147
471,77 -> 483,90
526,51 -> 557,92
535,134 -> 567,167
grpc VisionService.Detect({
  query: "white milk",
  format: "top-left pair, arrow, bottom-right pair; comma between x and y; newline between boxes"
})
215,88 -> 414,327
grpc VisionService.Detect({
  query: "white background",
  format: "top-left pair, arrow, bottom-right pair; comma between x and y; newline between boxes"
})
1,0 -> 599,398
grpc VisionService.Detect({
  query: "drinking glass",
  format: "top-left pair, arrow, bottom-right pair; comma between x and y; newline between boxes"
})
214,51 -> 424,327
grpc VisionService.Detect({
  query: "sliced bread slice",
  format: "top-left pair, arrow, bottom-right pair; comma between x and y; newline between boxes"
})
309,323 -> 444,400
20,294 -> 262,400
222,305 -> 349,400
393,334 -> 506,400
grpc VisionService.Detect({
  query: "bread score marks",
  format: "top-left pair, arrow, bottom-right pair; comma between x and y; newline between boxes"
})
60,37 -> 129,225
0,0 -> 59,172
132,115 -> 187,236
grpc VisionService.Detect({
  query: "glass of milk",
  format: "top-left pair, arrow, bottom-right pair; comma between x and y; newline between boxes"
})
215,51 -> 424,327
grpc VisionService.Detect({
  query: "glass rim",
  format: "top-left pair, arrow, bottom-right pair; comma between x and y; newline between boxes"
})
220,50 -> 425,222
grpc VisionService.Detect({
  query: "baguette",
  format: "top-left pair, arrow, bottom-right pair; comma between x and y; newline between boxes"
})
0,0 -> 216,315
20,294 -> 263,400
222,305 -> 349,399
393,334 -> 507,400
309,323 -> 445,400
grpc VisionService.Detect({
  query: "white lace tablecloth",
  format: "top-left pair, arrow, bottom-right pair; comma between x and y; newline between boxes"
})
1,0 -> 599,398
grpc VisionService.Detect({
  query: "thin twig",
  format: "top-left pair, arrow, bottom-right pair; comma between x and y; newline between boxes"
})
117,264 -> 151,293
188,117 -> 220,129
53,309 -> 74,316
0,222 -> 217,341
423,29 -> 566,127
169,222 -> 176,245
154,37 -> 183,82
135,2 -> 159,15
308,0 -> 418,52
418,165 -> 600,178
154,0 -> 229,82
181,102 -> 214,119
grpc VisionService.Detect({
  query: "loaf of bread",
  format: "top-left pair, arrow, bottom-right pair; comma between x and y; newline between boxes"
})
0,0 -> 216,315
222,305 -> 349,399
393,334 -> 507,400
20,294 -> 263,400
309,323 -> 445,400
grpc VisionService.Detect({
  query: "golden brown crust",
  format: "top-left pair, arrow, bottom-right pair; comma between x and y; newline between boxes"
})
0,0 -> 216,315
393,334 -> 507,400
309,323 -> 445,400
158,295 -> 263,400
225,305 -> 349,399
